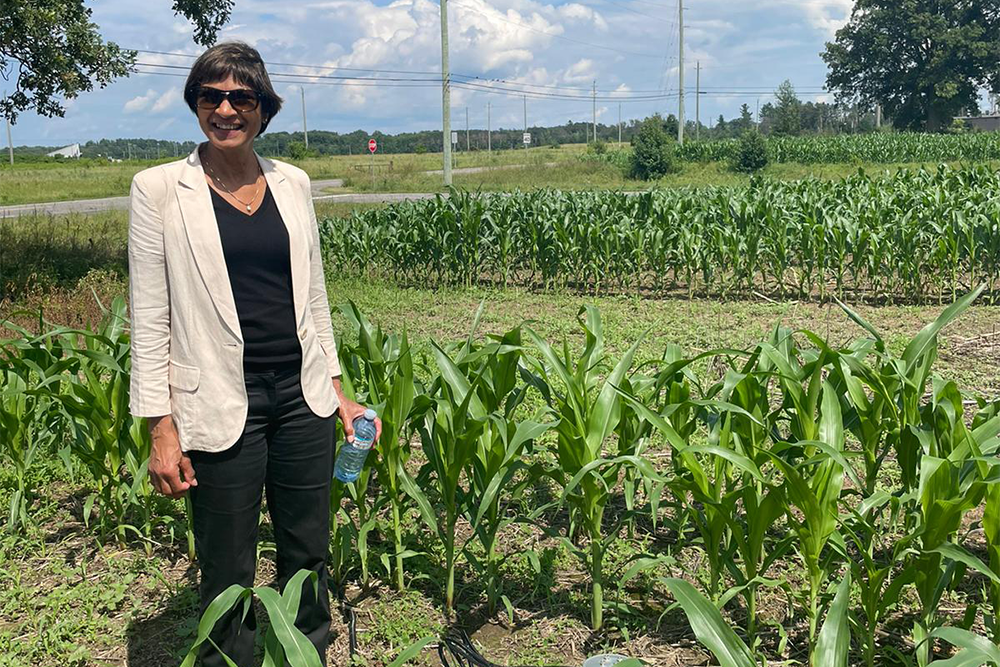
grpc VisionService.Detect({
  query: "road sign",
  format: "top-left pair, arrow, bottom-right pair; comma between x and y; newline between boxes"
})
451,131 -> 458,145
368,138 -> 377,153
522,132 -> 531,145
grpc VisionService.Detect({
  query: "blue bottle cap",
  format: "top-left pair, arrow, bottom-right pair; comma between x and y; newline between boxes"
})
363,408 -> 377,420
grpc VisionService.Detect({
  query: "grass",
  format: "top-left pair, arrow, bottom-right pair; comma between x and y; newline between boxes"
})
6,142 -> 996,205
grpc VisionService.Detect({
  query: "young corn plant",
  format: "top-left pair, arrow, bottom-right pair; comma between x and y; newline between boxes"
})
521,306 -> 650,631
180,568 -> 324,667
336,302 -> 417,592
53,297 -> 171,548
405,341 -> 489,616
443,314 -> 552,617
664,571 -> 853,667
0,316 -> 69,531
906,379 -> 996,667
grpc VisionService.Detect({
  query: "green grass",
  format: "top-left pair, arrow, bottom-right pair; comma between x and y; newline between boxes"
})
6,140 -> 996,205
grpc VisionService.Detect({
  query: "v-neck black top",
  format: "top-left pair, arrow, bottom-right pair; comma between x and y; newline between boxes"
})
211,184 -> 302,370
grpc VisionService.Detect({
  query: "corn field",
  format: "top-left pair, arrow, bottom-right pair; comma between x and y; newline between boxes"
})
320,165 -> 1000,302
677,131 -> 1000,164
5,290 -> 1000,665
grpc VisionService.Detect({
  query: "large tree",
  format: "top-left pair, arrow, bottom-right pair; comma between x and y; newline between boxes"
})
822,0 -> 1000,131
772,79 -> 802,136
0,0 -> 233,123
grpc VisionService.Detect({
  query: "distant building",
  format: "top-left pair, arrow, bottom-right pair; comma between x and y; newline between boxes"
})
956,115 -> 1000,132
46,143 -> 81,158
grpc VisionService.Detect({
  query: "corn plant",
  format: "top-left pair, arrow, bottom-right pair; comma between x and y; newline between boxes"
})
180,568 -> 323,667
322,167 -> 1000,303
405,342 -> 489,616
443,313 -> 552,617
0,315 -> 70,531
336,302 -> 417,592
521,306 -> 653,631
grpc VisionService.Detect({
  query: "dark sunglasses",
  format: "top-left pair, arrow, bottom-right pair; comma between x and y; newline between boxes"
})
193,86 -> 260,112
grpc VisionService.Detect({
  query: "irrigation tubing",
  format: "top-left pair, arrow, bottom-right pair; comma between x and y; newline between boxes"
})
437,629 -> 568,667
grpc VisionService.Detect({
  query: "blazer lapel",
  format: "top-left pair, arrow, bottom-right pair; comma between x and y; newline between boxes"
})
260,155 -> 310,327
176,148 -> 243,342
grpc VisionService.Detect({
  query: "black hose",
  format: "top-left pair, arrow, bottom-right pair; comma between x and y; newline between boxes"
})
437,629 -> 568,667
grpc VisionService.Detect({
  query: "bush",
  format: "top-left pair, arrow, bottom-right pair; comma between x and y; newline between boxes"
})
731,130 -> 769,173
589,140 -> 607,155
629,115 -> 677,180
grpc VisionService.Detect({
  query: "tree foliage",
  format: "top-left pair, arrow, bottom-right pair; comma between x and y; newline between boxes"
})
731,130 -> 769,173
772,80 -> 802,137
822,0 -> 1000,131
629,114 -> 676,180
0,0 -> 234,123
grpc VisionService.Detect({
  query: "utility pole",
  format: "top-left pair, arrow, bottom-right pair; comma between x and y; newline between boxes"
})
487,102 -> 492,154
755,98 -> 760,130
678,0 -> 684,145
301,87 -> 309,149
465,106 -> 470,151
695,61 -> 701,141
592,80 -> 597,143
618,102 -> 622,146
5,115 -> 12,167
440,0 -> 452,185
523,95 -> 527,149
875,103 -> 882,129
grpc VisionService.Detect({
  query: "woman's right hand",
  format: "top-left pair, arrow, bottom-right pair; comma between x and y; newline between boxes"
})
147,415 -> 198,499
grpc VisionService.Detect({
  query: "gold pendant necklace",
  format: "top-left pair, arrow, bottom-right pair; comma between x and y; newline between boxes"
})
204,157 -> 262,214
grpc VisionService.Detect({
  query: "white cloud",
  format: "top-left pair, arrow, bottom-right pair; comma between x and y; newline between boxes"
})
562,58 -> 595,84
151,88 -> 181,114
124,89 -> 158,113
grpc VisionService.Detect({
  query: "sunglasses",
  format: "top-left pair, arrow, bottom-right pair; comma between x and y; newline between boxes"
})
194,86 -> 260,112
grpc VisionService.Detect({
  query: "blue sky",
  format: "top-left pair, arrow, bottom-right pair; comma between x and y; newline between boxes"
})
10,0 -> 852,147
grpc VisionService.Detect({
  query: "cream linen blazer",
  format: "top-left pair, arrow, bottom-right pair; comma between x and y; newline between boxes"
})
127,147 -> 341,453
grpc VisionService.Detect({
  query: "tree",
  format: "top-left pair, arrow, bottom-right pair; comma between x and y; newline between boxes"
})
822,0 -> 1000,131
1,0 -> 234,123
629,114 -> 676,180
772,80 -> 802,136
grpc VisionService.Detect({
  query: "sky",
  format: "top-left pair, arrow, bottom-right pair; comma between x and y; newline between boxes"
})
8,0 -> 853,148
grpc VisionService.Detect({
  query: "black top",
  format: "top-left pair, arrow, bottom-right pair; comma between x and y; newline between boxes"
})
211,184 -> 302,370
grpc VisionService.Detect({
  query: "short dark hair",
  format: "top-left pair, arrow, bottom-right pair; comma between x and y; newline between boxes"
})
183,41 -> 283,136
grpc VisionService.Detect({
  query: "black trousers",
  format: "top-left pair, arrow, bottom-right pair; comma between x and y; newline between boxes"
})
189,364 -> 336,667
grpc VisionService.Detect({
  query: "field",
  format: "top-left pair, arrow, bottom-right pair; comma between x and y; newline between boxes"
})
6,135 -> 1000,667
6,132 -> 1000,205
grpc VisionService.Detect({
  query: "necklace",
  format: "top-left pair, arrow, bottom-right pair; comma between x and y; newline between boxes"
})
204,156 -> 262,213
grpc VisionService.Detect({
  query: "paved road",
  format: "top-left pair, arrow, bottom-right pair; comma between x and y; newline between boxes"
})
0,162 -> 552,218
0,179 -> 437,218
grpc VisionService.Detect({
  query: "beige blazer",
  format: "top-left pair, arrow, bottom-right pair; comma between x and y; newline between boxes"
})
127,147 -> 341,453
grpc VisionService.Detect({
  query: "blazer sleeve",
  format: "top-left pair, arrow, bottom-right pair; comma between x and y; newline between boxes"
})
127,174 -> 172,417
303,175 -> 342,378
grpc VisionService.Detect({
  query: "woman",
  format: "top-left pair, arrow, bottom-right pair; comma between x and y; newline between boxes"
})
127,41 -> 379,666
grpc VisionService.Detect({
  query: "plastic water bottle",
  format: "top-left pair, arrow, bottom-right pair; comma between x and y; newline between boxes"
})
334,409 -> 378,483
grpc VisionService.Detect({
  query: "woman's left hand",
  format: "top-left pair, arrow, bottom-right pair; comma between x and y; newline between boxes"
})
333,378 -> 382,445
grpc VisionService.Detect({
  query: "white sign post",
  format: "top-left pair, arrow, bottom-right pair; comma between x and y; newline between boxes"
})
368,138 -> 377,190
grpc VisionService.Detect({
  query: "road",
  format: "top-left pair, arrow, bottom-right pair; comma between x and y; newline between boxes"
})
0,161 -> 549,218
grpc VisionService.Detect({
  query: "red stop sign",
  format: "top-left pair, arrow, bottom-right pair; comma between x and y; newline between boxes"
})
368,138 -> 377,153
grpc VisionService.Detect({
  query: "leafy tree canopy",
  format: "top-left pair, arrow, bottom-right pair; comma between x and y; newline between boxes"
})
822,0 -> 1000,131
1,0 -> 233,123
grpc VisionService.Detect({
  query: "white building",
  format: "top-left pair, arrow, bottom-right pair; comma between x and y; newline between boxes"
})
46,143 -> 81,158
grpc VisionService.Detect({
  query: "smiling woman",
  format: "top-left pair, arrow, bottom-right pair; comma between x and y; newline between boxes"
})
126,41 -> 380,667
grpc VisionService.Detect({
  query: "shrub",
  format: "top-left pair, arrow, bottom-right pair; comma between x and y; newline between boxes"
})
629,115 -> 677,180
731,130 -> 769,173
